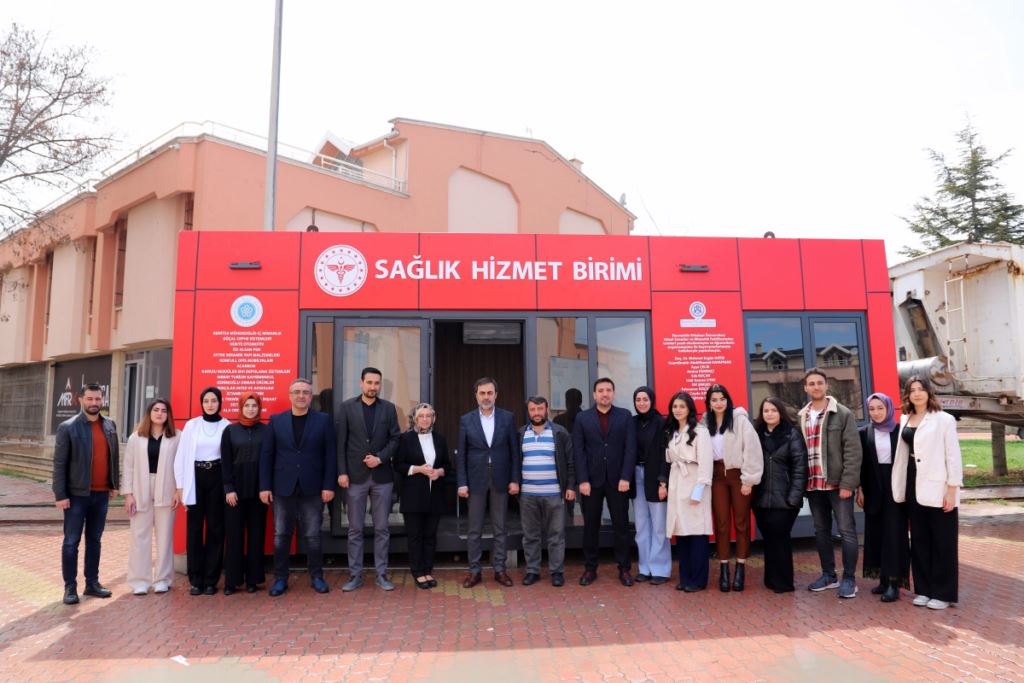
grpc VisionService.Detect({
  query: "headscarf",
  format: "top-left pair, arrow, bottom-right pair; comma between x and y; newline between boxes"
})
633,386 -> 659,427
865,392 -> 897,433
237,392 -> 262,427
409,402 -> 435,435
199,386 -> 222,422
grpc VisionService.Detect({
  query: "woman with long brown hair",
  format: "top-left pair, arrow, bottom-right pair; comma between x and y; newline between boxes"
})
892,376 -> 962,610
221,392 -> 269,594
122,399 -> 180,595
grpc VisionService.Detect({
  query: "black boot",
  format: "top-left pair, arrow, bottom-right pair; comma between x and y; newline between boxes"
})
719,562 -> 731,592
871,576 -> 886,595
881,578 -> 900,603
732,563 -> 745,592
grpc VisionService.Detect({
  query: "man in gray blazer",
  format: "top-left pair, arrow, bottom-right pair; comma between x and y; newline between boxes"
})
457,377 -> 521,588
336,367 -> 400,591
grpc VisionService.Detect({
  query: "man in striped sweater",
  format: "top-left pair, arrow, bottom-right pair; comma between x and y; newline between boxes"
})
519,396 -> 576,587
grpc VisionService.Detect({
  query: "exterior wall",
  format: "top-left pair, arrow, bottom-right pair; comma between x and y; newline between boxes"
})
285,208 -> 377,233
0,266 -> 32,365
43,240 -> 91,359
447,168 -> 518,233
559,208 -> 605,235
111,196 -> 180,348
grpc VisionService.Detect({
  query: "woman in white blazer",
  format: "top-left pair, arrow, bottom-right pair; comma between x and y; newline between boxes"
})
892,375 -> 963,610
664,391 -> 714,593
174,387 -> 231,595
121,399 -> 180,595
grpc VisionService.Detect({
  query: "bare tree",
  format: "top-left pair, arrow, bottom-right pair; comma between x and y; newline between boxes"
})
0,23 -> 113,238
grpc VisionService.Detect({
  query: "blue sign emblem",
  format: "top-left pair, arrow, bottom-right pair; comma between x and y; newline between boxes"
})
230,295 -> 263,328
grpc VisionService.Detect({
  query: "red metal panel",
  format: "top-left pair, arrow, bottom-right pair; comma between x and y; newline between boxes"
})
650,236 -> 740,292
175,231 -> 199,290
418,233 -> 538,310
170,291 -> 195,419
299,232 -> 419,310
738,238 -> 804,310
536,235 -> 650,310
195,232 -> 301,290
651,292 -> 748,416
800,239 -> 867,310
191,290 -> 299,420
867,292 -> 901,404
862,240 -> 890,293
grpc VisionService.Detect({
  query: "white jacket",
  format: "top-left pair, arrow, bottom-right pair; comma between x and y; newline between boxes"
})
173,416 -> 230,506
892,410 -> 963,509
714,407 -> 764,487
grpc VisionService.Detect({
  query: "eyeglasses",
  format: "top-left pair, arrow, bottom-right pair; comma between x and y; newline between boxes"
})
290,389 -> 312,395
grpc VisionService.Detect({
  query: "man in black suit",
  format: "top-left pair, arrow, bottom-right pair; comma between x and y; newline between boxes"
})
457,377 -> 521,588
573,377 -> 637,586
336,367 -> 400,592
259,378 -> 337,597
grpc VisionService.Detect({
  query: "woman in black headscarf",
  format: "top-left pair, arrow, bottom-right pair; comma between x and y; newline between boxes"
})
632,386 -> 671,584
173,387 -> 231,595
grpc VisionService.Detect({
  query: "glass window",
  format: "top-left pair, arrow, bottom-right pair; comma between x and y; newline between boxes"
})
596,317 -> 648,411
537,317 -> 589,430
310,322 -> 334,419
747,317 -> 806,417
812,321 -> 864,419
341,326 -> 421,432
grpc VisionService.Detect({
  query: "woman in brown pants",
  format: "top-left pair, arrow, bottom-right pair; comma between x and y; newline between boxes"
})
705,384 -> 763,592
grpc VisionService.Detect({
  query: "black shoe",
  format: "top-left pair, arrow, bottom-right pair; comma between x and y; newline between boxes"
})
426,578 -> 438,588
415,577 -> 432,590
732,563 -> 745,592
522,572 -> 540,586
269,579 -> 288,597
618,569 -> 634,587
579,570 -> 597,586
203,586 -> 217,596
551,573 -> 564,587
881,579 -> 900,603
246,585 -> 258,594
635,573 -> 651,583
189,585 -> 203,596
63,585 -> 79,605
684,585 -> 705,593
719,563 -> 731,593
224,586 -> 237,596
649,576 -> 669,586
83,582 -> 112,598
871,577 -> 886,595
675,582 -> 686,591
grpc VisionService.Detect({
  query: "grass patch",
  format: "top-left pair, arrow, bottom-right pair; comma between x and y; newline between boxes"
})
959,439 -> 1024,486
0,468 -> 47,483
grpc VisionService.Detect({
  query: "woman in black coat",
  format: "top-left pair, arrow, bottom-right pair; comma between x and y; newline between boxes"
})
857,392 -> 909,602
394,402 -> 450,589
632,387 -> 672,584
751,397 -> 808,593
220,392 -> 269,594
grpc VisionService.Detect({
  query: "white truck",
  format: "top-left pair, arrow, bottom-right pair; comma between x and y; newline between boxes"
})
889,241 -> 1024,428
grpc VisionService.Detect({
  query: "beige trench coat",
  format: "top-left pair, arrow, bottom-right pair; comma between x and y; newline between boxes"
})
665,424 -> 714,537
121,432 -> 180,512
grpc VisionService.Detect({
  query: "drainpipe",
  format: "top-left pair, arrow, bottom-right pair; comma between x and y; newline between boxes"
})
383,137 -> 398,191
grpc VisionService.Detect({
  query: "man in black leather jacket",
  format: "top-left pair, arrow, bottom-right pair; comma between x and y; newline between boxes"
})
53,383 -> 120,605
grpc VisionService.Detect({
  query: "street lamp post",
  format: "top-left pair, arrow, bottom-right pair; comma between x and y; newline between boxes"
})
264,0 -> 284,231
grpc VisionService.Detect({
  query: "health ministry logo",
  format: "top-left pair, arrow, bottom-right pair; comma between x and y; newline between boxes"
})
315,245 -> 368,297
230,295 -> 263,328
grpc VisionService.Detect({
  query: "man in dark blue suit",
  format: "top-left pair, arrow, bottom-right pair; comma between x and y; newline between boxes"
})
259,378 -> 337,597
457,377 -> 521,588
573,377 -> 637,586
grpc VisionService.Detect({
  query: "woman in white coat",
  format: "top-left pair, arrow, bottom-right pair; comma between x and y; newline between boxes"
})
174,387 -> 231,595
664,391 -> 714,592
892,375 -> 963,610
122,399 -> 180,595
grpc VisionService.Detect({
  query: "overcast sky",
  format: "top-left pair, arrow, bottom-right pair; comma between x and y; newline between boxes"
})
12,0 -> 1024,263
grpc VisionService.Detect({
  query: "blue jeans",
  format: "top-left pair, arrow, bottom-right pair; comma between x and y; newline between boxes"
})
634,466 -> 672,578
273,494 -> 324,581
806,489 -> 858,580
61,491 -> 110,587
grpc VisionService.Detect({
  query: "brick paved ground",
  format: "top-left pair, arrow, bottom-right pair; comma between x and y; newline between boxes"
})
1,474 -> 1022,682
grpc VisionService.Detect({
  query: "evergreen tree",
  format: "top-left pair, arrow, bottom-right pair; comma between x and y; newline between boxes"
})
901,122 -> 1024,257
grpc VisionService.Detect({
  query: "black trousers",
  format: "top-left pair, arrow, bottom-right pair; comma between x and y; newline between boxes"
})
186,463 -> 225,588
581,482 -> 631,572
908,460 -> 958,602
753,506 -> 799,591
404,512 -> 441,577
863,464 -> 910,585
224,496 -> 268,588
676,535 -> 709,589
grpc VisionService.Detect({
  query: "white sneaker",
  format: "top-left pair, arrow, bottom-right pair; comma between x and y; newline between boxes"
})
132,587 -> 148,596
912,594 -> 930,606
153,582 -> 169,593
926,599 -> 951,610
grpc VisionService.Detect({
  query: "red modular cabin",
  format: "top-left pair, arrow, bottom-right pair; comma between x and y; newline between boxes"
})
172,232 -> 897,554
